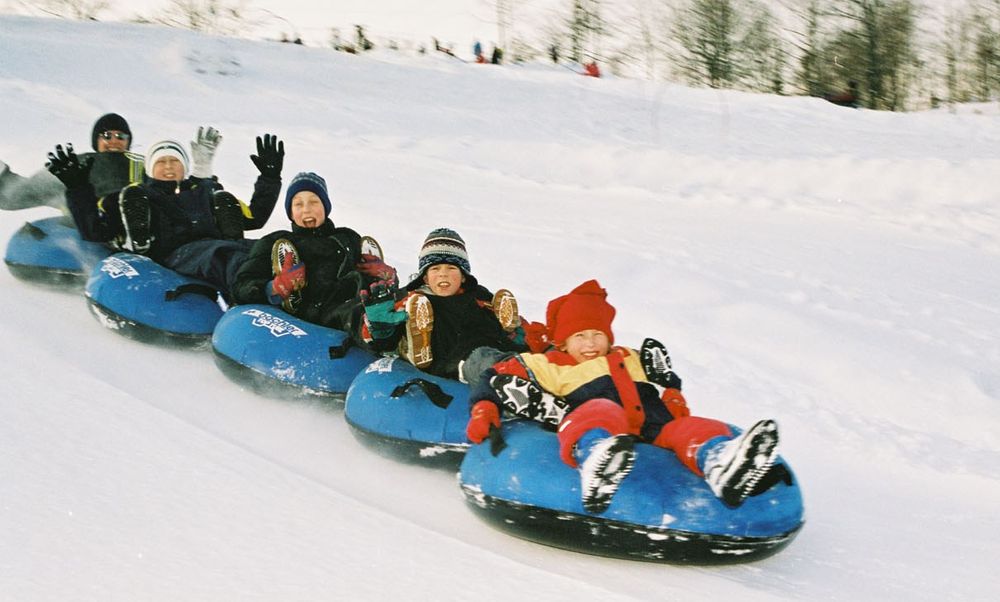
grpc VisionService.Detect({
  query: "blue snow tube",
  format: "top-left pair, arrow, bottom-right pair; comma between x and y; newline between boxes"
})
85,252 -> 224,346
459,420 -> 805,564
344,357 -> 471,468
4,216 -> 112,286
212,304 -> 377,400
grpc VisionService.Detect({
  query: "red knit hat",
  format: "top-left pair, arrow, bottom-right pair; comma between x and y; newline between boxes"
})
546,279 -> 616,346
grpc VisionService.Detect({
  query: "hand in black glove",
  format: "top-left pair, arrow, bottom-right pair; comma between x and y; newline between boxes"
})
249,134 -> 284,179
46,143 -> 92,189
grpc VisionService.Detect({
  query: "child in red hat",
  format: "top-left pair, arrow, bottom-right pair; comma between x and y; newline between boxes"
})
466,279 -> 783,513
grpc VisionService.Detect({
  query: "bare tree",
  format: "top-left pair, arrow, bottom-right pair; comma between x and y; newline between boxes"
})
670,0 -> 783,91
969,0 -> 1000,100
156,0 -> 254,37
740,3 -> 786,93
671,0 -> 740,87
567,0 -> 605,62
496,0 -> 513,51
788,0 -> 828,96
34,0 -> 110,20
826,0 -> 919,110
623,0 -> 667,80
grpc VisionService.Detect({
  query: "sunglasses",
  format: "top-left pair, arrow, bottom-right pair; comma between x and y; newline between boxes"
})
99,131 -> 131,141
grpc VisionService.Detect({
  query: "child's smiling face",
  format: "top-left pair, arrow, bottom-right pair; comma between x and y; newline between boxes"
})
289,191 -> 326,228
423,263 -> 464,296
561,329 -> 611,363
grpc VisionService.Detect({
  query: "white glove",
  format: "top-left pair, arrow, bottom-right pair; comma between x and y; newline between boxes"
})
190,126 -> 222,179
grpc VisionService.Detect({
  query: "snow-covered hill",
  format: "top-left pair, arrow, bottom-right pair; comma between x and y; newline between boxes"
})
1,14 -> 998,601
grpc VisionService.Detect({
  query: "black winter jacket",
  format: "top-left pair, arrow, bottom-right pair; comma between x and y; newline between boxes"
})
142,174 -> 280,262
67,170 -> 280,262
377,275 -> 527,380
64,151 -> 144,243
231,219 -> 367,329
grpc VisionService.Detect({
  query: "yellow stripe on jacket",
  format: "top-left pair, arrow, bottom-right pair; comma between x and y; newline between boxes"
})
519,347 -> 649,398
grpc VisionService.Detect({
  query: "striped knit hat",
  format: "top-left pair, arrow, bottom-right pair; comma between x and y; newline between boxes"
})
417,228 -> 470,275
144,140 -> 189,178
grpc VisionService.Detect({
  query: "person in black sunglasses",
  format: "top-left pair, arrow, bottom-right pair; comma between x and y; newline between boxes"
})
49,127 -> 284,298
1,112 -> 143,211
91,113 -> 133,153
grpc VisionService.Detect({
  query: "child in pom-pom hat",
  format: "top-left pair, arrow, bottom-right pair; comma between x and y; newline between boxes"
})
358,227 -> 545,382
465,279 -> 786,514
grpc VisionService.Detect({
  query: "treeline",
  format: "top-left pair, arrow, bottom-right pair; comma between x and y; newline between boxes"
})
545,0 -> 1000,110
26,0 -> 1000,110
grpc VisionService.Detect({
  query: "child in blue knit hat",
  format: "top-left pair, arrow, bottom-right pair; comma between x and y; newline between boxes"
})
232,171 -> 395,330
360,227 -> 544,381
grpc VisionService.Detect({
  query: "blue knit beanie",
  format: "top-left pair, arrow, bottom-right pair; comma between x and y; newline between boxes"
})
285,172 -> 331,219
417,228 -> 471,275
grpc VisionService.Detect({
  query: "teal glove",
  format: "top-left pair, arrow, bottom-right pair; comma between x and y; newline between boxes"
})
508,324 -> 527,347
364,298 -> 407,339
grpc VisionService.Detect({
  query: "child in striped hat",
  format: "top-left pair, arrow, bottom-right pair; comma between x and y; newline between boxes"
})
360,227 -> 543,381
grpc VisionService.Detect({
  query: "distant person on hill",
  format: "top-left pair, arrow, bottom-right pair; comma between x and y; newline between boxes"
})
465,279 -> 787,514
584,61 -> 601,78
474,40 -> 485,63
491,45 -> 503,64
2,112 -> 142,212
824,80 -> 860,108
232,171 -> 395,330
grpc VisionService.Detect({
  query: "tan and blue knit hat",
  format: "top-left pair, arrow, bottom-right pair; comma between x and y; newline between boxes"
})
417,227 -> 470,275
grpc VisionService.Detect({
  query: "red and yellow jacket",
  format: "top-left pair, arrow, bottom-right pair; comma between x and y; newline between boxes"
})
470,346 -> 689,442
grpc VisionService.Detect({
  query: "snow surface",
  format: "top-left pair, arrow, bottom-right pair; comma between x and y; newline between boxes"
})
2,14 -> 1000,601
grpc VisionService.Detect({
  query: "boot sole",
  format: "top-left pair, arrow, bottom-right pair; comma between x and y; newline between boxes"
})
716,420 -> 779,507
271,238 -> 305,313
403,294 -> 433,368
491,288 -> 519,332
581,435 -> 636,514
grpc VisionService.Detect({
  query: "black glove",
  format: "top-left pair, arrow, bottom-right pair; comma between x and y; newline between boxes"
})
249,134 -> 284,179
46,143 -> 92,189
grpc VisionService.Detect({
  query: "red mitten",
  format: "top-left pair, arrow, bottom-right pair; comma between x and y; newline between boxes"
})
466,400 -> 500,444
271,253 -> 306,299
662,388 -> 690,419
356,254 -> 397,282
522,320 -> 550,353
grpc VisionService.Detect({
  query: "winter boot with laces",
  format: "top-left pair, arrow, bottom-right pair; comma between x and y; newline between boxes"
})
639,338 -> 682,390
490,289 -> 519,332
399,293 -> 433,368
703,419 -> 780,508
118,185 -> 152,253
577,429 -> 636,514
212,191 -> 245,240
271,238 -> 305,313
360,235 -> 383,260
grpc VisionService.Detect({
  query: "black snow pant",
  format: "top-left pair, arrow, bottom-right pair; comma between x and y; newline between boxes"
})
163,238 -> 255,297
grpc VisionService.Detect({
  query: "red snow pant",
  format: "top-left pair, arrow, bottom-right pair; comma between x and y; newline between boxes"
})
556,398 -> 732,475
